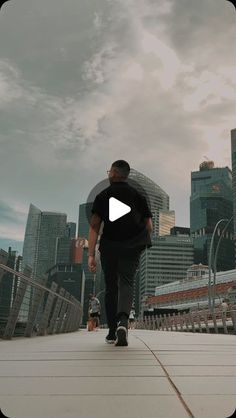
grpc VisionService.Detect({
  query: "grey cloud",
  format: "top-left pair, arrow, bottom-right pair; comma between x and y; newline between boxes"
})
160,0 -> 236,65
0,200 -> 25,225
0,0 -> 235,236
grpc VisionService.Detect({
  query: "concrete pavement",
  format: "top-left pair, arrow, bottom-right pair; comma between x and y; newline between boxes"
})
0,329 -> 236,418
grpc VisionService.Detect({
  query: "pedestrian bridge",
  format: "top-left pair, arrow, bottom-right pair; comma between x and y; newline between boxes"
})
0,329 -> 236,418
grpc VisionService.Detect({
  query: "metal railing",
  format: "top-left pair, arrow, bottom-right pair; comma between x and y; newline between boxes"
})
136,306 -> 236,335
0,260 -> 83,340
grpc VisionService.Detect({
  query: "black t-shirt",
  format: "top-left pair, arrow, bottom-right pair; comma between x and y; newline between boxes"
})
91,181 -> 152,251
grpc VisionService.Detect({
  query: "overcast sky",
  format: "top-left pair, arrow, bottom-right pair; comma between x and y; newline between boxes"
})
0,0 -> 236,254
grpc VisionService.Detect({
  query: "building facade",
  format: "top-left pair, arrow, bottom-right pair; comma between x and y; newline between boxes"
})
140,235 -> 194,314
66,222 -> 76,239
128,169 -> 170,236
0,248 -> 22,325
22,204 -> 68,320
23,204 -> 68,281
159,210 -> 175,236
127,169 -> 173,315
190,162 -> 234,271
146,267 -> 236,312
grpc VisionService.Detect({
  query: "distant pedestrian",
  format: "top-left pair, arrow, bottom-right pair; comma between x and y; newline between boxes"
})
221,299 -> 229,316
129,308 -> 136,329
88,294 -> 101,329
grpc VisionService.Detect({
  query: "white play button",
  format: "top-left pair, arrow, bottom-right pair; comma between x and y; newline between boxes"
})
109,197 -> 131,222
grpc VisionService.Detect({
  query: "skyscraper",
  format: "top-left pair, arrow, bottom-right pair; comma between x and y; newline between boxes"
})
23,204 -> 67,281
127,169 -> 173,315
22,204 -> 68,319
190,161 -> 234,271
0,247 -> 22,324
128,169 -> 169,235
78,202 -> 93,239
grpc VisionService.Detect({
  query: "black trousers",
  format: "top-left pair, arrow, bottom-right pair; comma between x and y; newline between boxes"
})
100,248 -> 142,330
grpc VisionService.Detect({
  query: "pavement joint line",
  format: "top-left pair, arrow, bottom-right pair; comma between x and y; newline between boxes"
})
0,394 -> 178,397
0,375 -> 166,378
135,335 -> 195,418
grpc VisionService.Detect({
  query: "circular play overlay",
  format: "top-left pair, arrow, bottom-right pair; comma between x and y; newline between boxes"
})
85,177 -> 152,234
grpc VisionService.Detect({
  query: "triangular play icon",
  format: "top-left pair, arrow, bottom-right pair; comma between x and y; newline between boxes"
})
109,197 -> 131,222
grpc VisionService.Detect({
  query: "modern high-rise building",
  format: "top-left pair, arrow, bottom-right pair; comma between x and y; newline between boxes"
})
139,235 -> 194,314
22,204 -> 68,320
190,161 -> 234,271
47,263 -> 83,303
23,204 -> 67,281
128,169 -> 169,235
0,247 -> 22,324
55,237 -> 71,264
66,222 -> 76,239
127,169 -> 173,315
171,226 -> 190,236
231,128 -> 236,264
78,202 -> 93,239
159,210 -> 175,236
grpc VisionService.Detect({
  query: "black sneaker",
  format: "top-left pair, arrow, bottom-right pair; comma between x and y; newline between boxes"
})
105,330 -> 116,344
115,318 -> 128,346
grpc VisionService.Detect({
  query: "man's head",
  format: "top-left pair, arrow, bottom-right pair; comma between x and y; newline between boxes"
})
108,160 -> 130,183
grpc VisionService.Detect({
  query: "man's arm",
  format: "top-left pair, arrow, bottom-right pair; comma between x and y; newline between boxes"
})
144,217 -> 153,234
88,214 -> 102,273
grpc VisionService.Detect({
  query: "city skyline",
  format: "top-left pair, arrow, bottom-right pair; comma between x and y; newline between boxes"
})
0,0 -> 236,251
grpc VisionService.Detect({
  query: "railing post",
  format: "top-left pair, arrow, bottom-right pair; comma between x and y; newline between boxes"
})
3,266 -> 32,340
173,314 -> 178,332
24,274 -> 48,337
189,312 -> 195,333
203,310 -> 210,333
163,314 -> 168,331
184,313 -> 189,332
221,310 -> 228,335
38,281 -> 58,336
178,312 -> 183,332
68,297 -> 78,332
196,312 -> 202,333
61,295 -> 74,333
56,291 -> 70,334
229,309 -> 236,334
168,314 -> 173,331
47,288 -> 66,335
212,311 -> 218,334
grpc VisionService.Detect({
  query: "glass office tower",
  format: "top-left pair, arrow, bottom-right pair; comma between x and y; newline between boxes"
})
22,204 -> 67,320
128,169 -> 172,315
128,169 -> 169,235
190,162 -> 234,271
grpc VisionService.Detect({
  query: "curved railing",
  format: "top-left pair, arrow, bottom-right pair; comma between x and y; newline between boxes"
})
136,307 -> 236,334
0,261 -> 83,340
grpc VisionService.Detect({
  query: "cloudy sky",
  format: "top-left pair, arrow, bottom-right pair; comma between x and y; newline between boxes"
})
0,0 -> 235,254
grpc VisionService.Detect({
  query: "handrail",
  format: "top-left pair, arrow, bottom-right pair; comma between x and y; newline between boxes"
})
0,263 -> 78,306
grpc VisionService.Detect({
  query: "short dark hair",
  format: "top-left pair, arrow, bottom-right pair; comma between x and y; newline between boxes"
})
112,160 -> 130,178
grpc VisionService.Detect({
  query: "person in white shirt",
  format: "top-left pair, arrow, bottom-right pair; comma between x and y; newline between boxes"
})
129,308 -> 135,329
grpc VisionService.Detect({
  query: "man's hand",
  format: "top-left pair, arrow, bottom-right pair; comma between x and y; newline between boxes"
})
88,255 -> 97,273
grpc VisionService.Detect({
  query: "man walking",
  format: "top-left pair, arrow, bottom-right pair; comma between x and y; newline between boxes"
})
88,160 -> 152,346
